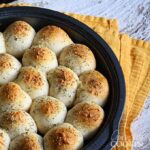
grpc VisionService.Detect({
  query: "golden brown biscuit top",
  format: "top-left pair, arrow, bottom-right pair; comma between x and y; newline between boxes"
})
74,103 -> 101,126
72,44 -> 89,58
0,82 -> 21,101
22,68 -> 44,88
55,68 -> 75,86
41,101 -> 59,115
40,25 -> 67,39
0,133 -> 4,148
2,111 -> 26,125
30,47 -> 52,61
80,71 -> 108,97
0,54 -> 12,69
10,21 -> 31,37
20,135 -> 41,150
52,128 -> 76,148
66,44 -> 93,60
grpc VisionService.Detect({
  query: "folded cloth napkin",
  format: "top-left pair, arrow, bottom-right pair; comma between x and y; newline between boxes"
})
68,13 -> 150,150
1,3 -> 150,150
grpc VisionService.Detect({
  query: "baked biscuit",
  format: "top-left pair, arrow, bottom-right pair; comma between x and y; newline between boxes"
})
9,132 -> 43,150
32,25 -> 73,55
0,53 -> 21,85
0,129 -> 10,150
22,46 -> 58,73
0,110 -> 37,139
47,66 -> 79,107
30,96 -> 67,134
59,44 -> 96,75
44,123 -> 83,150
0,32 -> 6,53
4,21 -> 35,58
15,66 -> 49,99
65,102 -> 104,140
75,70 -> 109,106
0,82 -> 32,112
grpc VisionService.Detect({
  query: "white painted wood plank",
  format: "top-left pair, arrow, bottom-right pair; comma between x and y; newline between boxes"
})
13,0 -> 150,40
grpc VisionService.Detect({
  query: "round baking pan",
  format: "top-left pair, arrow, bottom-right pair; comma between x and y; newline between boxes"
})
0,6 -> 125,150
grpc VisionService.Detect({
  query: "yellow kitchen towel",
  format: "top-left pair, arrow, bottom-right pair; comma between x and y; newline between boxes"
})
114,39 -> 150,150
65,13 -> 120,60
113,34 -> 131,150
1,3 -> 150,150
122,43 -> 148,150
125,39 -> 150,149
0,3 -> 31,8
67,13 -> 150,150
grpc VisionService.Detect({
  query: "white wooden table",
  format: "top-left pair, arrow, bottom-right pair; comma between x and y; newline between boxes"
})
13,0 -> 150,149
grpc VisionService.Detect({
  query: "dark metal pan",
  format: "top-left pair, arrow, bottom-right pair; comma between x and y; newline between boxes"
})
0,6 -> 125,150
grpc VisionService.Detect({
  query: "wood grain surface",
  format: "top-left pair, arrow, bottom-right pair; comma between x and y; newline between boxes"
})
12,0 -> 150,149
